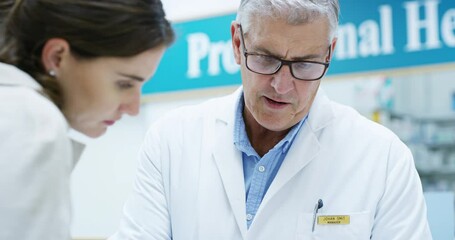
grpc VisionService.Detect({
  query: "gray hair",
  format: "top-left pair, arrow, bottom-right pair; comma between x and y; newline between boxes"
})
236,0 -> 339,40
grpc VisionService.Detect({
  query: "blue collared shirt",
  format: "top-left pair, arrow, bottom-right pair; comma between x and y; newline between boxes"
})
233,94 -> 306,228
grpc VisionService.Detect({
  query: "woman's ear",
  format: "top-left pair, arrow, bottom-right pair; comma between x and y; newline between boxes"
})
41,38 -> 70,76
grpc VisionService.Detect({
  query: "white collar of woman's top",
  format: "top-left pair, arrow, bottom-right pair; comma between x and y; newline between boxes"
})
0,62 -> 42,91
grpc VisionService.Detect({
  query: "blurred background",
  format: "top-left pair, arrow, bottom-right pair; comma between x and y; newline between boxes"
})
71,0 -> 455,239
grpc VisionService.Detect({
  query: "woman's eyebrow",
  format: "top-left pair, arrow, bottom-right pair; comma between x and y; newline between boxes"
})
117,72 -> 145,82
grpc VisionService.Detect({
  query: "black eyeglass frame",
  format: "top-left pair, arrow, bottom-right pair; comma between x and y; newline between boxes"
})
238,24 -> 332,81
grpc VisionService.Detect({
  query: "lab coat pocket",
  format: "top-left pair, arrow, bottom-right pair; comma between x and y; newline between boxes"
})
295,211 -> 371,240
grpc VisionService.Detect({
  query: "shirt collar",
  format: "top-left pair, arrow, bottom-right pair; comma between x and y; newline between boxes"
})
233,91 -> 307,155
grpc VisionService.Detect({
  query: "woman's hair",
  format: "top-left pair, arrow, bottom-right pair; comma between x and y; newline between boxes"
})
0,1 -> 14,46
0,0 -> 175,108
236,0 -> 339,40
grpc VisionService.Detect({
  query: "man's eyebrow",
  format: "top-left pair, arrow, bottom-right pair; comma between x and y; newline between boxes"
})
252,46 -> 324,61
117,72 -> 145,82
290,53 -> 324,61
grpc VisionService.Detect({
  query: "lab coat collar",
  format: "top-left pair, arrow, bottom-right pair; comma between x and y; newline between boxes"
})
0,62 -> 43,90
0,62 -> 86,168
252,88 -> 334,231
213,86 -> 334,130
67,129 -> 88,168
212,86 -> 335,237
212,86 -> 243,125
212,86 -> 248,238
307,88 -> 336,132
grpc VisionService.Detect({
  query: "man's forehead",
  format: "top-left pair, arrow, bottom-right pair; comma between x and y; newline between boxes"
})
243,20 -> 330,59
245,19 -> 330,43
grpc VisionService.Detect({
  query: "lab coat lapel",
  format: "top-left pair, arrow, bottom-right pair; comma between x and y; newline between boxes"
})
212,88 -> 247,239
255,89 -> 334,218
258,123 -> 320,211
67,130 -> 87,168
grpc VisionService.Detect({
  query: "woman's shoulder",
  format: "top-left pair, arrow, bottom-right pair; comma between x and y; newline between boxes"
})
0,87 -> 73,240
0,84 -> 73,174
0,84 -> 68,138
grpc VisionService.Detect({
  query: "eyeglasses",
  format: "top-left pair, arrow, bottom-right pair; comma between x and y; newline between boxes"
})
238,24 -> 331,81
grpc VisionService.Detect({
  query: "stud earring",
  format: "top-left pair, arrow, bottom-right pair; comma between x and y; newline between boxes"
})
48,70 -> 56,77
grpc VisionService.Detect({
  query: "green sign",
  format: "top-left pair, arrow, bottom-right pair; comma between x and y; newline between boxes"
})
143,0 -> 455,95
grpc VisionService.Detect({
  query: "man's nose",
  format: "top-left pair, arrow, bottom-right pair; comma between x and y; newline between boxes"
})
270,65 -> 294,94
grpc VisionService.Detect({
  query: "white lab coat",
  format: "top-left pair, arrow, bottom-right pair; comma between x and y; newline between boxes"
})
111,87 -> 432,240
0,63 -> 84,240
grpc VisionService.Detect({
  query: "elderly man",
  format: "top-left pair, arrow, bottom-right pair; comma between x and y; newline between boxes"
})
111,0 -> 432,239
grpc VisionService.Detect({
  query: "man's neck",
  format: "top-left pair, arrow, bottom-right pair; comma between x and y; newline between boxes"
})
243,111 -> 290,157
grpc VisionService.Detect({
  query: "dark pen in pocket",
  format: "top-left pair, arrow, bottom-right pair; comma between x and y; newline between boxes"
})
312,199 -> 324,232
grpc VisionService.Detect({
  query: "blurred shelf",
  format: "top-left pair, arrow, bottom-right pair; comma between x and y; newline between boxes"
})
425,143 -> 455,151
418,168 -> 455,178
408,142 -> 455,149
386,111 -> 455,123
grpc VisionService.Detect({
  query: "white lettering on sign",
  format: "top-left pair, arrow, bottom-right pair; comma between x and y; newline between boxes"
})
404,0 -> 441,51
358,20 -> 381,57
337,23 -> 358,59
187,33 -> 209,78
441,9 -> 455,47
187,32 -> 239,79
336,4 -> 394,60
186,0 -> 454,78
379,5 -> 395,55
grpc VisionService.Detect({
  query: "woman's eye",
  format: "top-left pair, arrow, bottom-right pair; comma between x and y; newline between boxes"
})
117,81 -> 134,89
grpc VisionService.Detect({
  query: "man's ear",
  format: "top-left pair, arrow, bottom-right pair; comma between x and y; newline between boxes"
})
328,37 -> 337,61
41,38 -> 70,75
231,21 -> 242,65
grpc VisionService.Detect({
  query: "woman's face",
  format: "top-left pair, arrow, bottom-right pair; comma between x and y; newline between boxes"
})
56,46 -> 166,138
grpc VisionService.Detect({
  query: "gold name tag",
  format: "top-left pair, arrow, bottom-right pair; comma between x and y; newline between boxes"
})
317,215 -> 350,225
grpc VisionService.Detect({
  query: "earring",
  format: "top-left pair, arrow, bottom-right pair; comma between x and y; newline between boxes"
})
48,70 -> 56,77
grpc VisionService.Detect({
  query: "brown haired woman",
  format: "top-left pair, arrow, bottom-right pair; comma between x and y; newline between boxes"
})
0,0 -> 174,239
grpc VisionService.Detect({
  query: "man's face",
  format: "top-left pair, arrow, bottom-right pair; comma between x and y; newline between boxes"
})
232,17 -> 335,132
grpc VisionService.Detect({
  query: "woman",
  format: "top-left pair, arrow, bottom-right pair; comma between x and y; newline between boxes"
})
0,0 -> 174,239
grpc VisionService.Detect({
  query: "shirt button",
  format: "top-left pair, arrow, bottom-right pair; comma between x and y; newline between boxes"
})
258,165 -> 266,172
246,214 -> 253,221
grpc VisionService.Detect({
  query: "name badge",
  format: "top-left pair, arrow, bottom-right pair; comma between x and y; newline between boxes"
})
317,215 -> 350,225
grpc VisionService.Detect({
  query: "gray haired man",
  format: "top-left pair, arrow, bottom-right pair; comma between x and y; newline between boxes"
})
111,1 -> 432,239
